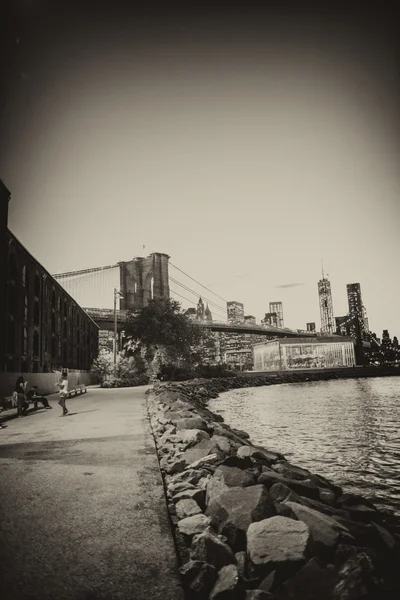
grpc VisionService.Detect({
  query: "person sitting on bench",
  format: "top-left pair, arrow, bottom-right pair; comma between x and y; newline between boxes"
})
28,386 -> 52,409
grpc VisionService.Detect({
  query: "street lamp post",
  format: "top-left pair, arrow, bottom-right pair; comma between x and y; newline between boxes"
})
113,288 -> 123,375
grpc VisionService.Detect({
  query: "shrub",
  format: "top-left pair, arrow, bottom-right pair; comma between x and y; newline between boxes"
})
100,374 -> 149,388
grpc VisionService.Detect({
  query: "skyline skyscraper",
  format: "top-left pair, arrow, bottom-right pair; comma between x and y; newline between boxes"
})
227,301 -> 244,324
347,283 -> 368,337
269,302 -> 284,328
318,272 -> 335,334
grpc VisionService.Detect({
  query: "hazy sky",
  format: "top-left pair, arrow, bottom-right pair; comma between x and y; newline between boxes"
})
1,3 -> 399,335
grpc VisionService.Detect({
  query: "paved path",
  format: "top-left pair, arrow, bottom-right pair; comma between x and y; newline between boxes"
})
0,386 -> 184,600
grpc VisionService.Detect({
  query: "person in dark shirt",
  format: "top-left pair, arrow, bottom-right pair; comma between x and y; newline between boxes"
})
15,375 -> 28,417
28,386 -> 52,410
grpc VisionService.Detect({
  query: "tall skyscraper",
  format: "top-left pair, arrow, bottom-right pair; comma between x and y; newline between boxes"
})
196,297 -> 205,321
227,301 -> 244,323
269,302 -> 284,328
347,283 -> 368,336
306,322 -> 316,332
318,273 -> 335,334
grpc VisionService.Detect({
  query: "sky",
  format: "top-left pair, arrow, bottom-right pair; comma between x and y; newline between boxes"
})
1,2 -> 399,335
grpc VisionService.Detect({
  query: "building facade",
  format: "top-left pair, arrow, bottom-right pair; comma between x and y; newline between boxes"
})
306,322 -> 316,332
227,301 -> 244,324
254,336 -> 356,372
318,276 -> 335,334
269,302 -> 284,328
347,283 -> 368,337
262,312 -> 279,328
1,181 -> 99,374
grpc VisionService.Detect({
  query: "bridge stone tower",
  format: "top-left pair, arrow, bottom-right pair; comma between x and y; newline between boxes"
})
118,252 -> 170,311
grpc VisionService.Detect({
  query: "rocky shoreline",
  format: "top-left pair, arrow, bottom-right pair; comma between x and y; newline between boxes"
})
146,377 -> 400,600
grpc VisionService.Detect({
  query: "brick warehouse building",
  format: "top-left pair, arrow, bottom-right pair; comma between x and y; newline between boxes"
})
0,180 -> 98,378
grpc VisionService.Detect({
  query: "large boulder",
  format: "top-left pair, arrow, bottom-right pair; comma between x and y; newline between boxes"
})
190,527 -> 237,570
182,439 -> 222,466
206,485 -> 275,551
189,453 -> 220,470
275,557 -> 338,600
178,514 -> 212,540
283,501 -> 350,560
171,468 -> 210,486
237,445 -> 282,466
181,429 -> 211,448
214,465 -> 257,489
176,416 -> 209,431
258,472 -> 320,500
269,483 -> 304,505
209,564 -> 243,600
333,552 -> 381,600
206,475 -> 230,507
247,516 -> 311,578
179,560 -> 217,599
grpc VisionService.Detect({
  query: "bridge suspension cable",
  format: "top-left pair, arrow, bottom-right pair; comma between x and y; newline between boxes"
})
169,288 -> 223,321
169,262 -> 227,303
169,276 -> 227,316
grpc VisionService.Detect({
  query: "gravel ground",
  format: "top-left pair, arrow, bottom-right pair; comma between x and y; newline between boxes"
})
0,386 -> 184,600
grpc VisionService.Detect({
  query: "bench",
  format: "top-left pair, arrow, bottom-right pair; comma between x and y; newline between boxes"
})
65,384 -> 88,398
1,395 -> 18,411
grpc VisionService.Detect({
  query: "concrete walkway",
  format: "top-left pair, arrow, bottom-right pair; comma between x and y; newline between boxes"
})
0,386 -> 184,600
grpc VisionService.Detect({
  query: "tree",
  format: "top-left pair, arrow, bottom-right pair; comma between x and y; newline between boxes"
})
123,298 -> 210,379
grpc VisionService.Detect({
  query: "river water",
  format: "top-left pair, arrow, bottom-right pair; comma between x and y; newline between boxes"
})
208,376 -> 400,516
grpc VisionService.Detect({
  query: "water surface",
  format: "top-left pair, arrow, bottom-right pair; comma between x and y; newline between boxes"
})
209,376 -> 400,515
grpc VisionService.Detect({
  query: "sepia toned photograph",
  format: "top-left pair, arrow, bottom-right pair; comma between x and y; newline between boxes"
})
0,2 -> 399,599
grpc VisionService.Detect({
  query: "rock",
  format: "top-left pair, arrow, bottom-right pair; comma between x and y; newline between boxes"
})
209,564 -> 242,599
220,455 -> 254,470
175,498 -> 202,519
168,481 -> 197,494
232,428 -> 251,439
283,501 -> 349,560
259,570 -> 277,594
197,476 -> 211,491
334,545 -> 377,570
235,551 -> 247,578
166,458 -> 187,475
214,465 -> 257,488
246,591 -> 273,600
272,462 -> 312,481
169,399 -> 191,411
371,521 -> 397,552
258,472 -> 320,500
181,429 -> 211,448
173,488 -> 206,510
237,445 -> 281,466
190,527 -> 236,570
178,514 -> 212,539
189,453 -> 219,470
331,516 -> 377,548
176,417 -> 208,431
183,439 -> 220,465
206,475 -> 230,506
158,432 -> 182,446
211,435 -> 235,455
206,485 -> 275,551
317,488 -> 337,505
179,560 -> 217,599
171,468 -> 210,486
333,552 -> 381,600
247,516 -> 311,578
275,557 -> 338,600
165,410 -> 196,422
269,483 -> 304,505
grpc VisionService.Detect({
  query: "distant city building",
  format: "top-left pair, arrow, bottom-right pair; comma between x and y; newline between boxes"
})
382,330 -> 391,347
393,336 -> 399,348
347,283 -> 368,336
204,304 -> 213,322
184,307 -> 197,321
318,275 -> 335,334
262,312 -> 279,328
196,297 -> 205,321
269,302 -> 284,328
227,301 -> 244,324
335,316 -> 351,336
254,336 -> 356,372
244,315 -> 256,325
306,322 -> 316,332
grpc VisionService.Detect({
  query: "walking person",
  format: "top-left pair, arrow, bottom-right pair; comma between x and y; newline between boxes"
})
15,375 -> 29,418
57,371 -> 69,416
